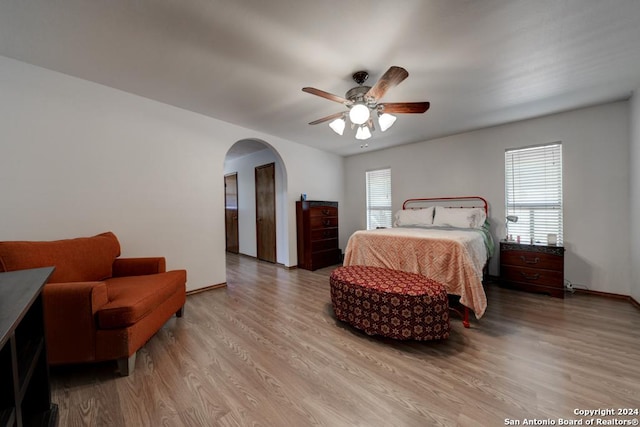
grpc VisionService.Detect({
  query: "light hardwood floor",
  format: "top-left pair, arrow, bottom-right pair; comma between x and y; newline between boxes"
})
51,254 -> 640,426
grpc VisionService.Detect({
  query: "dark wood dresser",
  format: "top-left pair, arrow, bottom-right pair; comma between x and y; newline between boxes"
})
296,200 -> 341,270
500,242 -> 565,298
1,267 -> 58,427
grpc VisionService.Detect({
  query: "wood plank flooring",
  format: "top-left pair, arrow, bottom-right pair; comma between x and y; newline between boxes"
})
50,254 -> 640,426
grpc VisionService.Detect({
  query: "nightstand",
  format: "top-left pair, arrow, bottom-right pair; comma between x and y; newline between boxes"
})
499,241 -> 565,298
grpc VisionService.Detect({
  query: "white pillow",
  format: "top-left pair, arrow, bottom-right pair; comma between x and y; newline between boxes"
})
394,207 -> 434,227
432,206 -> 486,229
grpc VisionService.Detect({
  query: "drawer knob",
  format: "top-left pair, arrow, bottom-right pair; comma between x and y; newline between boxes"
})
519,256 -> 540,264
520,272 -> 540,280
323,219 -> 331,226
322,209 -> 330,215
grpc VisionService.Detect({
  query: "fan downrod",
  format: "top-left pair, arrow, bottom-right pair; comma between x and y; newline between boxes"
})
352,71 -> 369,85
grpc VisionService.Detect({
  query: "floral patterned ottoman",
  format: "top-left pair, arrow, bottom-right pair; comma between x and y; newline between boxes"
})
329,265 -> 450,340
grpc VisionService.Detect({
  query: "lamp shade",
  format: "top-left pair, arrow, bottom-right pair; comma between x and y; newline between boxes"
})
355,125 -> 371,140
328,117 -> 345,135
378,113 -> 397,131
361,126 -> 372,139
349,103 -> 370,125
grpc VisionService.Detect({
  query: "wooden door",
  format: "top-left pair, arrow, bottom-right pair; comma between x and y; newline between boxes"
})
255,163 -> 276,263
224,173 -> 239,254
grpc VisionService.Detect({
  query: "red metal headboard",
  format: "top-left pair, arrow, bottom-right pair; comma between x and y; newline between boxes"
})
402,196 -> 488,215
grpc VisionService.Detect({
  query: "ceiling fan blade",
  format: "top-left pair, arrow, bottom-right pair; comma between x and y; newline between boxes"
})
379,102 -> 430,114
365,66 -> 409,101
302,87 -> 350,105
308,111 -> 346,125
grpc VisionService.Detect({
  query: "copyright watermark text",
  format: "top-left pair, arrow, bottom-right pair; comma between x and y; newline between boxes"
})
505,408 -> 639,426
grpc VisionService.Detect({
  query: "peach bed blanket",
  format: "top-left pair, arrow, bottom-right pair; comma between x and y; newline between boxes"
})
343,227 -> 488,318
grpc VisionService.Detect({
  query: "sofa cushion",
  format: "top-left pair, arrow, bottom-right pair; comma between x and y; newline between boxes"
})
0,232 -> 121,283
97,270 -> 186,329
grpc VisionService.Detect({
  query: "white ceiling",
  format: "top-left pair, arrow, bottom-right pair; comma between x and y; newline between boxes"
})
1,1 -> 640,157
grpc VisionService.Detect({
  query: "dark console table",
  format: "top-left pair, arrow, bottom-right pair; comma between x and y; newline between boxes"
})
0,267 -> 57,427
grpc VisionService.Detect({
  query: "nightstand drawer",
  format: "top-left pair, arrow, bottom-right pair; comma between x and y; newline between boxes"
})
500,250 -> 563,271
500,265 -> 563,288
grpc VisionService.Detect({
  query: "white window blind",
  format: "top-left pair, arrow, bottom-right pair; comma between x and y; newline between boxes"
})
366,168 -> 392,230
505,143 -> 563,245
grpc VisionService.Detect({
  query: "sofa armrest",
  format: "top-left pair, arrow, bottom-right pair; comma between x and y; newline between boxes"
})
42,281 -> 109,364
112,257 -> 166,277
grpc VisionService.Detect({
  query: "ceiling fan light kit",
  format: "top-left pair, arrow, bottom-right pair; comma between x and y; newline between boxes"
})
302,66 -> 430,147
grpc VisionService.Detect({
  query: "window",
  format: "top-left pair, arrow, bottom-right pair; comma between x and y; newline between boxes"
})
505,142 -> 563,245
366,168 -> 392,229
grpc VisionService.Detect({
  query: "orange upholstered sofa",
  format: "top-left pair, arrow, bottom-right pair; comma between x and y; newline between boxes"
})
0,231 -> 186,375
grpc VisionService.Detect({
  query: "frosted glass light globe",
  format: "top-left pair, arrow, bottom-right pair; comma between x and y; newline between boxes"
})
355,125 -> 372,140
328,118 -> 345,135
378,113 -> 397,131
349,103 -> 370,125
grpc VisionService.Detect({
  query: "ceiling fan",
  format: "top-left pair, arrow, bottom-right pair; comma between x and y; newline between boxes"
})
302,66 -> 430,146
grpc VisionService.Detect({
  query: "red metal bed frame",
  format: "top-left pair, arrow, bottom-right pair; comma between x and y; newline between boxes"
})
403,196 -> 488,214
401,196 -> 489,328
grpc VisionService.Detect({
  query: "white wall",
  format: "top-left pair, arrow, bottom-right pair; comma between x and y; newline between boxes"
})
630,91 -> 640,303
0,56 -> 343,289
344,101 -> 631,295
223,146 -> 289,264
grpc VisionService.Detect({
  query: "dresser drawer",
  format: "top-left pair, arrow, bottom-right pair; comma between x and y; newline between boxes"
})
310,216 -> 338,229
309,249 -> 341,270
500,250 -> 563,271
311,238 -> 338,253
310,228 -> 338,241
309,206 -> 338,217
500,265 -> 563,288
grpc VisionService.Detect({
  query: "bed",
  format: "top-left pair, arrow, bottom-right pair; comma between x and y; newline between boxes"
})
342,196 -> 494,326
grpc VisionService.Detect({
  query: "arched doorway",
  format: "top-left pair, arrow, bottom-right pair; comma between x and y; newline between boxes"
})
223,139 -> 289,265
